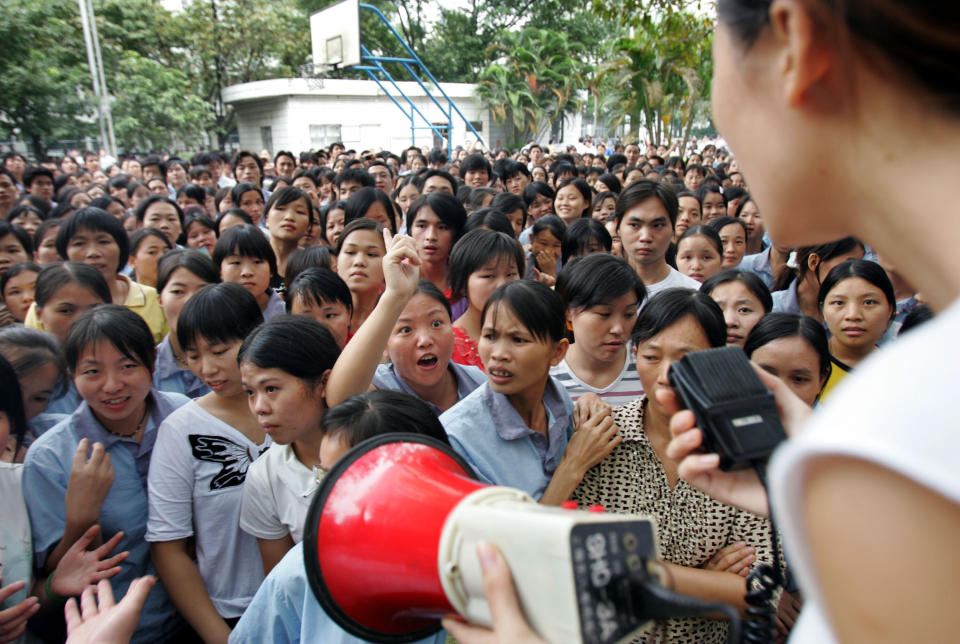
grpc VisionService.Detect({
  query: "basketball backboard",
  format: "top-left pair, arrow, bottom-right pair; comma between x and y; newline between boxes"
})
310,0 -> 361,73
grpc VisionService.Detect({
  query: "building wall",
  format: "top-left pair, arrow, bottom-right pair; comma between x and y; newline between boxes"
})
224,78 -> 490,154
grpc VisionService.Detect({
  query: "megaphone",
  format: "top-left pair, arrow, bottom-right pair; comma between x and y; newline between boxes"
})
303,433 -> 664,644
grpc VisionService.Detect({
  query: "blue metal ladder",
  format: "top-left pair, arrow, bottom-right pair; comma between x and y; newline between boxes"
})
353,3 -> 486,156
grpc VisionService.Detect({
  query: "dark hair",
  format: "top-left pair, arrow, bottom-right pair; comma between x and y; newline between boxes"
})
556,178 -> 594,219
410,279 -> 453,320
176,282 -> 263,351
319,200 -> 348,244
264,186 -> 315,226
334,167 -> 375,190
230,182 -> 264,214
464,208 -> 515,237
615,179 -> 679,228
459,153 -> 492,179
596,173 -> 623,195
772,237 -> 865,292
176,183 -> 207,206
631,287 -> 726,348
335,218 -> 385,255
155,249 -> 220,294
6,204 -> 45,226
700,268 -> 774,313
744,312 -> 832,383
0,262 -> 41,301
696,184 -> 724,205
0,354 -> 28,452
592,191 -> 617,211
285,246 -> 336,286
215,208 -> 253,232
899,304 -> 933,335
481,279 -> 566,344
677,225 -> 723,256
557,254 -> 645,310
717,0 -> 960,112
500,160 -> 530,181
490,192 -> 526,229
321,389 -> 450,447
212,224 -> 278,279
180,213 -> 218,246
0,326 -> 68,405
286,267 -> 353,316
135,194 -> 184,226
606,154 -> 628,171
531,214 -> 566,246
448,229 -> 525,300
463,187 -> 497,213
343,187 -> 396,232
23,166 -> 54,189
522,182 -> 555,208
414,169 -> 458,194
817,258 -> 896,314
128,227 -> 173,260
64,305 -> 156,374
56,207 -> 129,272
707,215 -> 748,238
0,221 -> 33,256
231,151 -> 263,183
33,218 -> 61,252
34,261 -> 111,310
238,315 -> 340,385
561,218 -> 612,263
405,192 -> 468,244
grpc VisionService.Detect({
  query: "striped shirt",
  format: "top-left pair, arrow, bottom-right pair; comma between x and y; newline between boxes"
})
549,344 -> 644,407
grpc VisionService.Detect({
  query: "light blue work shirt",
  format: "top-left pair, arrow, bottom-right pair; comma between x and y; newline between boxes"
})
23,390 -> 190,644
738,247 -> 774,289
229,542 -> 448,644
771,279 -> 802,315
28,412 -> 68,440
372,362 -> 485,416
263,289 -> 286,320
153,334 -> 210,398
440,378 -> 574,500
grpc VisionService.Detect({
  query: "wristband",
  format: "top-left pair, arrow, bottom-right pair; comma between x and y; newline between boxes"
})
44,572 -> 68,604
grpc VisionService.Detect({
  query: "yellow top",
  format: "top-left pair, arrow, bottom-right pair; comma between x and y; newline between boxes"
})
25,274 -> 168,344
818,357 -> 851,402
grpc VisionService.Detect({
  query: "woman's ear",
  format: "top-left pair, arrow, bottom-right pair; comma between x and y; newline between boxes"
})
318,369 -> 332,403
770,0 -> 837,109
807,252 -> 821,276
550,337 -> 570,367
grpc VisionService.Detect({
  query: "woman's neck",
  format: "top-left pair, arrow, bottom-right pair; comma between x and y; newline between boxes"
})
419,260 -> 448,292
769,246 -> 789,279
270,238 -> 298,279
630,258 -> 671,287
292,432 -> 323,470
109,274 -> 128,306
256,289 -> 272,311
642,397 -> 670,445
564,343 -> 627,388
406,366 -> 459,412
746,236 -> 764,256
167,332 -> 188,367
506,375 -> 550,435
796,275 -> 822,321
96,398 -> 148,439
454,307 -> 482,342
351,289 -> 380,329
828,337 -> 874,368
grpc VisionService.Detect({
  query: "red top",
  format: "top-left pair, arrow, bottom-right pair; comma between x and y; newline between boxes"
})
451,326 -> 484,371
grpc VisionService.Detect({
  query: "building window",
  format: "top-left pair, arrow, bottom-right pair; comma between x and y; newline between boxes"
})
310,124 -> 342,149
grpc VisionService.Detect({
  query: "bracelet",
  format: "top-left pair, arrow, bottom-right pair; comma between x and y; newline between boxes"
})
44,572 -> 68,604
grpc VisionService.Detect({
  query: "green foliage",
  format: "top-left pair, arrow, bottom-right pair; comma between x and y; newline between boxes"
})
110,52 -> 214,151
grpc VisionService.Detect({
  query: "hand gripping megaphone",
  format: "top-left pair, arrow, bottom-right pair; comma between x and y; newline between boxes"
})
302,434 -> 667,644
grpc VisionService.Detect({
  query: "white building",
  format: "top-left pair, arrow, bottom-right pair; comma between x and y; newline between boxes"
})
221,78 -> 508,155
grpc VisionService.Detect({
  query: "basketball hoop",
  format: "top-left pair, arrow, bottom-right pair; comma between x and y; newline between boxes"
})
300,63 -> 327,91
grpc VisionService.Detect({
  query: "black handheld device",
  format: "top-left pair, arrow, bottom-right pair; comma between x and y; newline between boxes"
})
668,346 -> 787,471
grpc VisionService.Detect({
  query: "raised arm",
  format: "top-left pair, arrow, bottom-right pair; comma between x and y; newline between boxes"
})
324,230 -> 421,407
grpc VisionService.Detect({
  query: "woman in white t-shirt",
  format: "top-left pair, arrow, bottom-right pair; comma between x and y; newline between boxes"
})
147,283 -> 268,643
551,254 -> 645,407
237,316 -> 340,573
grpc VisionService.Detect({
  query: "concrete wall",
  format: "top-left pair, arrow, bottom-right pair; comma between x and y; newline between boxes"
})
223,78 -> 490,154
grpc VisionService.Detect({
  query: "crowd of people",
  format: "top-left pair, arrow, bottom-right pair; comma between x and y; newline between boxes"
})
0,4 -> 949,635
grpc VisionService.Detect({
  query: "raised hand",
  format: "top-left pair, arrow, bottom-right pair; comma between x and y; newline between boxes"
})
51,525 -> 129,598
381,228 -> 421,298
65,577 -> 156,644
65,439 -> 114,526
0,579 -> 39,644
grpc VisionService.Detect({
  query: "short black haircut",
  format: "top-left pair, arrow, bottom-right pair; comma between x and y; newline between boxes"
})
744,312 -> 832,383
56,207 -> 130,271
556,254 -> 644,310
426,149 -> 448,166
606,154 -> 627,172
215,208 -> 254,232
448,229 -> 525,300
522,181 -> 555,208
23,166 -> 54,189
179,213 -> 217,246
459,153 -> 492,179
129,227 -> 173,257
230,182 -> 264,211
212,224 -> 278,279
34,261 -> 111,310
284,246 -> 336,286
176,282 -> 263,351
500,160 -> 531,181
335,217 -> 385,255
135,194 -> 184,225
0,261 -> 41,300
490,192 -> 526,227
0,221 -> 33,255
264,186 -> 315,225
155,249 -> 220,294
343,187 -> 396,231
700,268 -> 773,313
64,304 -> 156,373
231,150 -> 264,178
286,267 -> 352,316
615,179 -> 679,228
531,214 -> 566,245
414,169 -> 458,194
334,167 -> 375,189
482,279 -> 566,344
707,215 -> 748,238
561,218 -> 612,263
631,287 -> 726,348
239,314 -> 340,384
463,208 -> 515,237
321,389 -> 450,445
597,173 -> 623,195
405,191 -> 467,243
817,259 -> 896,313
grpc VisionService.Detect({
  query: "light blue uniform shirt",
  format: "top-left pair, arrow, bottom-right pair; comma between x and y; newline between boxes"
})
738,247 -> 774,289
263,289 -> 286,320
23,390 -> 189,644
230,542 -> 448,644
153,334 -> 210,398
44,381 -> 82,415
372,362 -> 485,416
771,279 -> 802,315
441,378 -> 574,500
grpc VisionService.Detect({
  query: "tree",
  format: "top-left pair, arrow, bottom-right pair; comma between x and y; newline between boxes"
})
476,27 -> 588,148
110,53 -> 214,151
0,0 -> 91,157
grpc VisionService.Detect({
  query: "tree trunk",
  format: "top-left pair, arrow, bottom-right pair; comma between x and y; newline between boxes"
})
30,133 -> 44,160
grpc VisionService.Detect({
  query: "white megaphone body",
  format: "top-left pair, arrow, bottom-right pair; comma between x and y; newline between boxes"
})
303,434 -> 663,644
